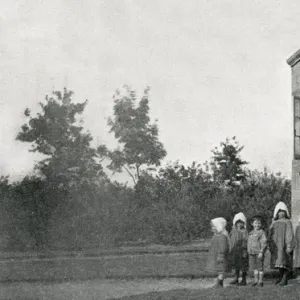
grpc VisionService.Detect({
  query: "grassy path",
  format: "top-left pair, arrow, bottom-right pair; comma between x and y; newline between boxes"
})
2,277 -> 300,300
113,277 -> 300,300
0,278 -> 215,300
0,252 -> 210,282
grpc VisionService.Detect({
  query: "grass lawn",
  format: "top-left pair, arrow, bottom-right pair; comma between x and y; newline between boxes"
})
114,280 -> 300,300
1,277 -> 299,300
0,240 -> 210,261
0,249 -> 276,282
0,244 -> 294,299
0,252 -> 210,282
0,242 -> 211,282
0,278 -> 213,300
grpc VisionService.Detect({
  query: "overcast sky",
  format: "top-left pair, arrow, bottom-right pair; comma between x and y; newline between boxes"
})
0,0 -> 299,182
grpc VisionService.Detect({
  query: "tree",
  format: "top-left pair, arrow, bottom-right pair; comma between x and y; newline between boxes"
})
235,169 -> 291,225
98,85 -> 167,185
0,176 -> 9,195
132,161 -> 218,243
17,88 -> 104,186
210,136 -> 248,187
9,176 -> 51,249
15,88 -> 106,249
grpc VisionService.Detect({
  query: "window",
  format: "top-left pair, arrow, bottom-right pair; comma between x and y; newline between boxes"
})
295,97 -> 300,117
296,137 -> 300,159
295,97 -> 300,159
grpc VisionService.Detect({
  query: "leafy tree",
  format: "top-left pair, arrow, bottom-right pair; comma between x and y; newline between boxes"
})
0,176 -> 9,195
17,88 -> 104,186
15,88 -> 106,249
210,136 -> 248,187
9,176 -> 50,249
234,169 -> 291,227
132,161 -> 218,243
98,85 -> 166,185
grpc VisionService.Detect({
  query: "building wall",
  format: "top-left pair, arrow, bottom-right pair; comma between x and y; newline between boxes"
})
291,59 -> 300,229
292,62 -> 300,97
292,161 -> 300,228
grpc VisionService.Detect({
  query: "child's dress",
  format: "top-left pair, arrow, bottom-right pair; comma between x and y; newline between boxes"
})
269,202 -> 294,269
207,218 -> 230,273
293,223 -> 300,268
230,227 -> 248,271
229,212 -> 248,272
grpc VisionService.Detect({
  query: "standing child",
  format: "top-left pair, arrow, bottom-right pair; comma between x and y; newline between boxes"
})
293,216 -> 300,275
247,216 -> 267,287
229,212 -> 248,285
269,201 -> 294,286
207,217 -> 230,288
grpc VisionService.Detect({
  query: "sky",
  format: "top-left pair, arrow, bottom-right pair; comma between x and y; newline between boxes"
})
0,0 -> 299,183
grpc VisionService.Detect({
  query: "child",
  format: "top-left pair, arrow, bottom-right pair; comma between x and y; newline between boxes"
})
207,217 -> 230,288
269,201 -> 294,286
293,216 -> 300,275
229,212 -> 248,285
247,216 -> 267,287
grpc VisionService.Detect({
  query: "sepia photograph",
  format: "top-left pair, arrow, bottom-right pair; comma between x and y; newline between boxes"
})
1,0 -> 300,299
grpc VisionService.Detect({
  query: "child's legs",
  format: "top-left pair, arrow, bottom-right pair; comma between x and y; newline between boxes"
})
241,256 -> 248,275
214,272 -> 224,287
230,268 -> 240,284
275,268 -> 285,284
253,270 -> 259,282
249,255 -> 257,277
258,271 -> 264,283
237,257 -> 248,285
218,272 -> 224,280
257,255 -> 264,282
278,268 -> 289,286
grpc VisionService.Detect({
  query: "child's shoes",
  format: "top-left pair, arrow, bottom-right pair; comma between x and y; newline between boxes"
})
258,282 -> 264,287
238,273 -> 247,286
229,278 -> 239,285
238,279 -> 247,286
212,279 -> 224,288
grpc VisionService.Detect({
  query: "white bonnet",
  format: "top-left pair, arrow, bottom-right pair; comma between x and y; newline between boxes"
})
273,202 -> 290,219
211,217 -> 227,233
233,212 -> 247,228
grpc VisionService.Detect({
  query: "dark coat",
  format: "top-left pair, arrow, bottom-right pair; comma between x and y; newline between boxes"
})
229,228 -> 248,271
269,219 -> 294,269
207,233 -> 230,273
293,225 -> 300,268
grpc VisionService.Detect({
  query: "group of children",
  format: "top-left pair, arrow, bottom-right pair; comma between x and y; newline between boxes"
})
207,201 -> 298,288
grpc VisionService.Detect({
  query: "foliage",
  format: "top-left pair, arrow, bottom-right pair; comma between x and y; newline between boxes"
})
98,85 -> 167,185
0,85 -> 291,250
10,89 -> 107,250
16,88 -> 104,185
210,136 -> 248,187
132,161 -> 218,243
47,179 -> 135,250
130,151 -> 290,243
234,168 -> 291,228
